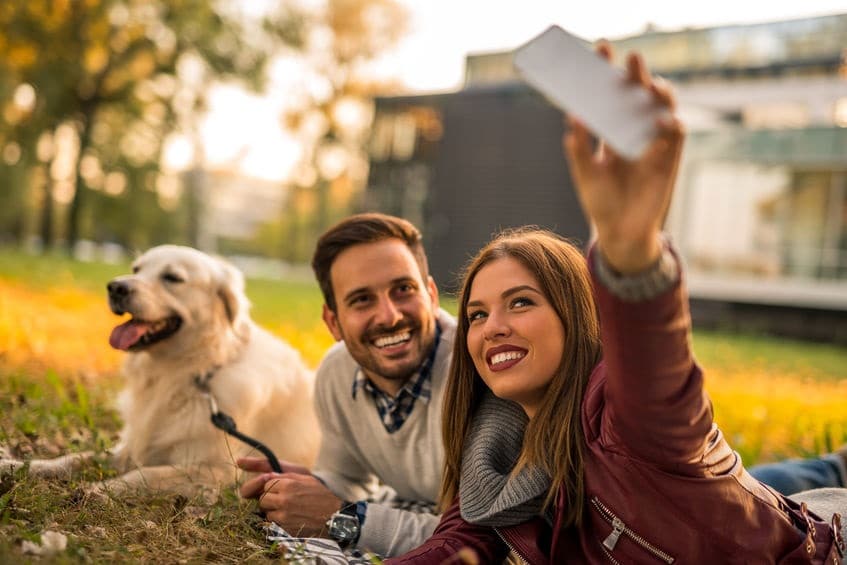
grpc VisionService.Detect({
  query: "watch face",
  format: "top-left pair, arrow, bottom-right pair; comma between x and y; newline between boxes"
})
328,512 -> 360,544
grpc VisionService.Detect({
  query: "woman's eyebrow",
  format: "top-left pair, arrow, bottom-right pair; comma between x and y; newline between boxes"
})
466,285 -> 541,309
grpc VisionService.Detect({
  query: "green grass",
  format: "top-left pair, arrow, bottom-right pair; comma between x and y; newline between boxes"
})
1,246 -> 841,382
0,366 -> 283,563
0,249 -> 126,295
245,277 -> 324,330
692,329 -> 846,382
0,246 -> 846,562
0,247 -> 326,333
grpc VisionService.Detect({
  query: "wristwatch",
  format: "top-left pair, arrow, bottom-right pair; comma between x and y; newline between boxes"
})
326,500 -> 365,548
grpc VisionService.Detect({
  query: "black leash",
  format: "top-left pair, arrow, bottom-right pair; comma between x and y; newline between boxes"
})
194,371 -> 283,473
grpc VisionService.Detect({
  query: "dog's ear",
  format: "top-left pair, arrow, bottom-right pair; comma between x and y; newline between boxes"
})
215,259 -> 250,327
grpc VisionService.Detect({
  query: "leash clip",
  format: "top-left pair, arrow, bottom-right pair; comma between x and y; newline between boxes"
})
192,370 -> 283,473
204,391 -> 219,415
193,372 -> 221,415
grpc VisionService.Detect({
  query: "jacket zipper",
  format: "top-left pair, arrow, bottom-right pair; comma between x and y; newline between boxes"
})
591,497 -> 675,564
494,527 -> 530,565
600,544 -> 622,565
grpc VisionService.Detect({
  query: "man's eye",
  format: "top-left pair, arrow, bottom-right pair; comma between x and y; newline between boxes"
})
162,273 -> 184,283
350,295 -> 371,307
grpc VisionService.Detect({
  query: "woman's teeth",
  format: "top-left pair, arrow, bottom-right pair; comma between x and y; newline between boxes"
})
490,351 -> 525,366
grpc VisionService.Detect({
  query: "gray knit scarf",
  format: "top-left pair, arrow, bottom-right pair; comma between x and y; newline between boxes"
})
459,391 -> 552,527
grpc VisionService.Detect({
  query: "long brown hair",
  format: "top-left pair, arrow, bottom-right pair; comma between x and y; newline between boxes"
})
439,227 -> 602,526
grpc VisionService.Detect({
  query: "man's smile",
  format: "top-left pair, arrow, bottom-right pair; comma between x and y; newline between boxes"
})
373,330 -> 412,348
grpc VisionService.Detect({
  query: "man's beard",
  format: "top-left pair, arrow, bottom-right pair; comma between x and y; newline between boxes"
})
350,320 -> 436,383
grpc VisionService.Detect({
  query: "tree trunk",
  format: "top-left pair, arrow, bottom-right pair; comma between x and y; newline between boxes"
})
11,164 -> 27,244
283,186 -> 300,263
315,179 -> 330,237
0,164 -> 25,244
38,165 -> 54,251
65,107 -> 95,253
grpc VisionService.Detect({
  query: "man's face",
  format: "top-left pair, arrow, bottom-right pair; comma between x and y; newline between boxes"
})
322,238 -> 439,395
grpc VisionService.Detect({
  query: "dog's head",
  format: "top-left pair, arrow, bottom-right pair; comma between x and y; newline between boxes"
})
107,245 -> 250,353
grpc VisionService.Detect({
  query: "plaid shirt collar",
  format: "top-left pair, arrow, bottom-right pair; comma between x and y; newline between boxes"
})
351,322 -> 442,433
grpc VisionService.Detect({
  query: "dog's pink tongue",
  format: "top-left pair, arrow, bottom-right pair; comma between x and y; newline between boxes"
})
109,320 -> 151,350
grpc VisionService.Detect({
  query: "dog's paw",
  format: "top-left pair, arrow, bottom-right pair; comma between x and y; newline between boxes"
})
0,457 -> 26,476
70,482 -> 113,506
84,483 -> 113,505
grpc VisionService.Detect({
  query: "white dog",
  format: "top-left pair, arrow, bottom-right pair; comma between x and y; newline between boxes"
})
1,245 -> 320,498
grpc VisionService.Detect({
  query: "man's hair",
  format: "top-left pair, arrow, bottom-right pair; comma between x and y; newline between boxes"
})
311,213 -> 430,312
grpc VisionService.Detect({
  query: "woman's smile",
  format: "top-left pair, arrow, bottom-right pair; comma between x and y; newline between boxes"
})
486,344 -> 528,371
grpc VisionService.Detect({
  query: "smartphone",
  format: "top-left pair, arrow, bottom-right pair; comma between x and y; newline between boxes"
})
513,25 -> 664,160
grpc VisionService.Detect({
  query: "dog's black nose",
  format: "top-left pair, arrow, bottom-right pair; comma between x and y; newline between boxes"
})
107,280 -> 130,300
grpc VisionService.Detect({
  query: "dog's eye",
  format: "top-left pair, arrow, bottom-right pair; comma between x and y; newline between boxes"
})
161,273 -> 184,283
132,266 -> 140,274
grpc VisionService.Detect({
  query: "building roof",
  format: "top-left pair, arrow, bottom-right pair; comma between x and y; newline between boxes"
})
455,13 -> 847,88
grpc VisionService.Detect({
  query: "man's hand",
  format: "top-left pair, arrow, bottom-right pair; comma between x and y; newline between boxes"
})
563,43 -> 685,275
236,457 -> 311,499
236,457 -> 343,537
258,474 -> 343,538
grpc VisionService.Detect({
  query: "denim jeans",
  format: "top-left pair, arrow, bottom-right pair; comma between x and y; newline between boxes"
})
750,454 -> 846,496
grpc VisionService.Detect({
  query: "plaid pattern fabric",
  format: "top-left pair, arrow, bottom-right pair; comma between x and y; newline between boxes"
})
265,522 -> 376,565
385,498 -> 437,515
264,498 -> 438,564
351,324 -> 442,434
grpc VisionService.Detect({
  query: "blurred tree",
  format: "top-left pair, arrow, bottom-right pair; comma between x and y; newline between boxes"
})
279,0 -> 408,262
0,0 -> 303,252
0,71 -> 44,246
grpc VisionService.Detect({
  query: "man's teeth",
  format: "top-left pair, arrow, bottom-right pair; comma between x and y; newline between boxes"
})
490,351 -> 525,366
374,331 -> 411,348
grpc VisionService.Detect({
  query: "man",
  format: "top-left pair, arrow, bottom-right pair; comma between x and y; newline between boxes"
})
238,212 -> 451,556
239,212 -> 846,557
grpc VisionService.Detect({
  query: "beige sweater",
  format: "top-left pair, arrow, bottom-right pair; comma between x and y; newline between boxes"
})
312,309 -> 455,557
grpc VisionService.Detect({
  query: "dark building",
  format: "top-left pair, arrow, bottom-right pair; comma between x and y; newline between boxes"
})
364,85 -> 588,291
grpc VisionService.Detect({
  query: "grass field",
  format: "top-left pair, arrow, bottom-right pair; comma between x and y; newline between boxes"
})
0,248 -> 845,562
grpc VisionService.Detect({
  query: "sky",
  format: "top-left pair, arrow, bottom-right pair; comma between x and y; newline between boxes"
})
381,0 -> 847,92
195,0 -> 847,182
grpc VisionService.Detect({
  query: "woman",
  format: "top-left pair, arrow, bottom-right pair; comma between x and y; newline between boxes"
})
388,46 -> 845,564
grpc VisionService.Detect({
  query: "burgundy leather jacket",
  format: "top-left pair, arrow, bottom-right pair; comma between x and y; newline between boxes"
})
388,263 -> 842,564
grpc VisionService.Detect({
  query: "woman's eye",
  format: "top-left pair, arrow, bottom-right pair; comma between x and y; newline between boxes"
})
511,297 -> 534,309
162,273 -> 184,283
467,310 -> 486,323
